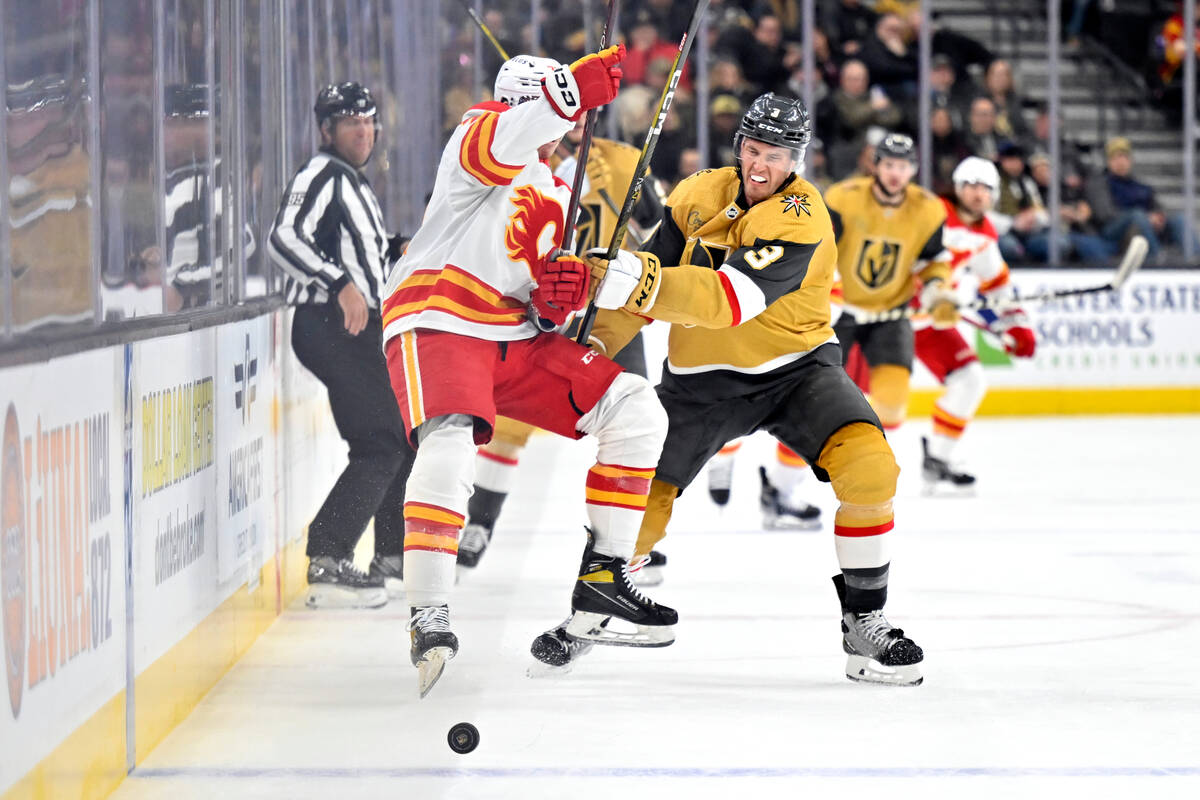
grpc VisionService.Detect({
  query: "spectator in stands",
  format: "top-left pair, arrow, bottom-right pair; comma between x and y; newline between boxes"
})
1152,2 -> 1200,123
928,53 -> 973,129
1026,151 -> 1114,264
677,147 -> 701,190
903,7 -> 994,86
805,136 -> 833,190
622,13 -> 678,87
992,141 -> 1050,262
964,96 -> 1001,161
716,13 -> 794,94
859,13 -> 918,99
818,58 -> 904,178
1085,135 -> 1200,262
982,59 -> 1032,146
710,58 -> 756,107
824,0 -> 879,57
930,103 -> 971,197
708,93 -> 744,167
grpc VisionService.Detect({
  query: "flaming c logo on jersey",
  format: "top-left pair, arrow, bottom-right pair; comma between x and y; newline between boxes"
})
2,404 -> 26,718
504,185 -> 564,276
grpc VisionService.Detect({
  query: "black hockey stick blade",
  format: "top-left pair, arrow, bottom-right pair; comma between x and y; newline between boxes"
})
576,0 -> 711,344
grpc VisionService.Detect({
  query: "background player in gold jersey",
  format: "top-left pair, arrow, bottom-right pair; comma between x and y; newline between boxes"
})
456,118 -> 669,580
823,133 -> 956,433
531,94 -> 924,685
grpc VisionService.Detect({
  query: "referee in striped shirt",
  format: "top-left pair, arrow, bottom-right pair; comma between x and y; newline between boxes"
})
269,82 -> 411,608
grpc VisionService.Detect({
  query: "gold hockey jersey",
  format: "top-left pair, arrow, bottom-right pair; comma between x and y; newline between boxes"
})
823,176 -> 950,313
591,166 -> 837,389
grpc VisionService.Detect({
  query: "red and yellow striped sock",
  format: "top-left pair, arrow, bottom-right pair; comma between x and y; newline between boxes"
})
932,404 -> 968,440
584,462 -> 655,557
403,501 -> 464,606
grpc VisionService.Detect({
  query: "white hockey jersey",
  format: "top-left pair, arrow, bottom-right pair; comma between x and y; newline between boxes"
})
381,99 -> 574,344
910,197 -> 1015,330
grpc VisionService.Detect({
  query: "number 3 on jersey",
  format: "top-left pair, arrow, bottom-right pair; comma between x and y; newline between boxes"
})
745,244 -> 783,270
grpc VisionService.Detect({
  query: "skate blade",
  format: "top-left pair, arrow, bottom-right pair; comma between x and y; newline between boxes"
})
845,655 -> 923,686
566,612 -> 675,648
305,584 -> 389,609
416,646 -> 454,698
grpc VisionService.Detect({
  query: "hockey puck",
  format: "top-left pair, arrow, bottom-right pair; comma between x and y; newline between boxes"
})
447,722 -> 480,754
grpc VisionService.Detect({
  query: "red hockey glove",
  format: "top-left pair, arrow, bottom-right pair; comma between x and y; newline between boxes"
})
543,44 -> 626,121
1004,325 -> 1037,358
530,252 -> 590,326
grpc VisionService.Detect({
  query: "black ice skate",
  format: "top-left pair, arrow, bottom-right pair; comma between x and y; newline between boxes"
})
368,554 -> 403,599
833,576 -> 923,686
407,605 -> 459,698
759,467 -> 821,530
305,556 -> 388,609
456,522 -> 493,573
921,437 -> 976,495
629,550 -> 668,587
526,615 -> 605,677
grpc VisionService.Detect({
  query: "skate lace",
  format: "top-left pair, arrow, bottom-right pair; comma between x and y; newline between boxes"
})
406,606 -> 451,633
855,610 -> 899,645
626,554 -> 651,573
337,559 -> 371,581
459,524 -> 488,554
619,561 -> 653,605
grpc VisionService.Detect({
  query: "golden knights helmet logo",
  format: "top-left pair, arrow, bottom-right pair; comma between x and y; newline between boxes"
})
854,237 -> 902,289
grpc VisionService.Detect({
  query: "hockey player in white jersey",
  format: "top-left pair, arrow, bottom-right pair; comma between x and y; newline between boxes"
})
380,47 -> 676,696
916,156 -> 1037,491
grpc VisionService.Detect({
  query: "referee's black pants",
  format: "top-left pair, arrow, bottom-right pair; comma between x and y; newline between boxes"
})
291,304 -> 414,560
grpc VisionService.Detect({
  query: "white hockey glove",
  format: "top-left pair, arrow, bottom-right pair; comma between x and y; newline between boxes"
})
919,278 -> 960,329
585,248 -> 661,313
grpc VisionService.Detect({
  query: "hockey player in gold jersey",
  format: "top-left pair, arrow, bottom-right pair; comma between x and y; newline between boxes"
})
530,94 -> 924,685
457,118 -> 668,580
823,133 -> 955,431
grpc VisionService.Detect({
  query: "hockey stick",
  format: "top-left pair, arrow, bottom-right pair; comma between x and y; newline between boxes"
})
456,0 -> 510,61
575,0 -> 711,344
850,235 -> 1149,324
598,187 -> 645,248
561,0 -> 619,257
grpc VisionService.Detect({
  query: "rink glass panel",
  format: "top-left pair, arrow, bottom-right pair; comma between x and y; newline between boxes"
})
3,1 -> 96,332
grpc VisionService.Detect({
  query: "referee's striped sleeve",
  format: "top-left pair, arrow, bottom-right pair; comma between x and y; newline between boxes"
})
268,161 -> 347,291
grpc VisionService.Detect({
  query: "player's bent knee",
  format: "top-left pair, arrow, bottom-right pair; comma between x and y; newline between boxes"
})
580,373 -> 668,453
818,422 -> 899,506
945,360 -> 986,410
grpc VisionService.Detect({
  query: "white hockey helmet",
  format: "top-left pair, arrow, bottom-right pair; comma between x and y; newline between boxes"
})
494,55 -> 562,107
952,156 -> 1000,194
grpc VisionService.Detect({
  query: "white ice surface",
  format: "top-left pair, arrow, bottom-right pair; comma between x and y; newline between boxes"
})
112,416 -> 1200,800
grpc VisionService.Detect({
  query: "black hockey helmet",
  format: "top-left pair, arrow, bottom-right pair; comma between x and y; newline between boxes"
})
874,132 -> 917,164
314,82 -> 379,130
733,92 -> 811,166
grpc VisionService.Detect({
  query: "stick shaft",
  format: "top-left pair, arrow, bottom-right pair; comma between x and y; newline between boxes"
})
562,1 -> 619,255
457,0 -> 510,61
576,0 -> 711,344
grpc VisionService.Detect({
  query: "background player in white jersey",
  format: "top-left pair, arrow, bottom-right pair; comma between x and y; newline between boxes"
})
380,48 -> 675,696
916,156 -> 1037,491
